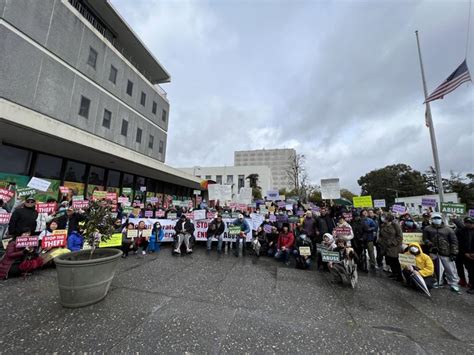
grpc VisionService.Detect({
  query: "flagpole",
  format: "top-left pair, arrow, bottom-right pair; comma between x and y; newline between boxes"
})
415,30 -> 445,211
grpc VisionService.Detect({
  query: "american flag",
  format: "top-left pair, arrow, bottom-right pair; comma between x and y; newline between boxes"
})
425,59 -> 471,103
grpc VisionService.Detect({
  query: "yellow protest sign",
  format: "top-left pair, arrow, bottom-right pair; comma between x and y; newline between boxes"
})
93,191 -> 107,200
403,233 -> 423,245
398,253 -> 416,267
99,233 -> 123,248
353,196 -> 373,208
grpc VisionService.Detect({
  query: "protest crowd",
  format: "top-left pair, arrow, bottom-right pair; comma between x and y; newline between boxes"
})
0,185 -> 473,298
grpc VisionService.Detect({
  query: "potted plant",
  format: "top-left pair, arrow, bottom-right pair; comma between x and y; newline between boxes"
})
54,200 -> 123,308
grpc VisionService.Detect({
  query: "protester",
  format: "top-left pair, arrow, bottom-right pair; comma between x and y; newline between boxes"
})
318,207 -> 335,235
423,212 -> 460,293
350,212 -> 367,272
252,226 -> 265,256
452,216 -> 474,294
57,206 -> 85,236
302,210 -> 319,250
379,213 -> 403,282
333,215 -> 354,241
361,209 -> 377,270
122,222 -> 137,258
8,196 -> 38,237
232,214 -> 250,257
401,242 -> 435,290
266,225 -> 279,257
421,212 -> 431,231
149,221 -> 164,253
206,215 -> 225,254
293,233 -> 313,269
328,238 -> 357,286
136,220 -> 149,256
274,223 -> 294,265
38,220 -> 59,241
67,230 -> 84,252
174,215 -> 195,255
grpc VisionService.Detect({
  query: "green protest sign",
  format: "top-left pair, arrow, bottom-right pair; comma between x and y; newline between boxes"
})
228,226 -> 241,235
440,203 -> 466,215
17,187 -> 37,198
122,187 -> 132,194
321,249 -> 341,262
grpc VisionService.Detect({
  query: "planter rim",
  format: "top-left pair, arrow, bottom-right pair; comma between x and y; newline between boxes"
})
55,248 -> 123,266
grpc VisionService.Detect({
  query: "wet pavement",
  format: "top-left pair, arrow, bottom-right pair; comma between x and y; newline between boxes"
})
1,245 -> 473,354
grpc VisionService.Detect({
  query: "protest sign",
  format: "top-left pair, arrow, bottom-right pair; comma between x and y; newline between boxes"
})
141,229 -> 152,238
276,214 -> 288,224
149,197 -> 159,203
320,178 -> 341,199
296,210 -> 304,217
122,187 -> 132,195
263,224 -> 273,233
403,233 -> 423,244
0,188 -> 14,203
260,207 -> 268,214
27,177 -> 51,192
299,246 -> 311,256
421,198 -> 437,208
221,212 -> 231,218
156,210 -> 166,218
469,209 -> 474,218
106,192 -> 117,202
353,196 -> 373,208
127,230 -> 138,239
99,233 -> 122,247
285,204 -> 293,211
277,201 -> 285,208
250,213 -> 264,231
316,243 -> 328,251
288,216 -> 299,223
208,184 -> 232,201
17,187 -> 37,198
0,213 -> 11,224
92,191 -> 107,200
266,190 -> 279,201
59,186 -> 70,194
441,203 -> 466,215
36,202 -> 57,214
373,199 -> 386,208
392,204 -> 406,214
398,253 -> 416,267
118,197 -> 129,204
269,214 -> 277,222
16,236 -> 39,248
72,200 -> 89,209
238,187 -> 252,203
333,227 -> 352,238
193,209 -> 206,221
72,195 -> 84,201
321,249 -> 341,262
42,230 -> 67,248
123,206 -> 133,215
342,212 -> 353,221
140,186 -> 146,192
144,210 -> 154,218
167,212 -> 177,220
228,226 -> 241,235
193,190 -> 201,195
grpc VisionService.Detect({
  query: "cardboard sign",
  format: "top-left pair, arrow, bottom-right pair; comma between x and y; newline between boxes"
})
398,253 -> 416,267
321,249 -> 341,262
403,233 -> 423,244
72,200 -> 89,209
127,229 -> 138,239
16,236 -> 39,248
299,246 -> 311,256
99,233 -> 123,247
441,203 -> 466,215
27,177 -> 51,192
144,210 -> 154,218
263,224 -> 273,233
59,186 -> 70,194
421,198 -> 437,208
36,202 -> 57,214
373,199 -> 386,208
320,178 -> 341,200
266,190 -> 279,201
193,209 -> 206,221
353,196 -> 373,208
42,231 -> 67,248
0,188 -> 15,203
228,226 -> 241,235
17,187 -> 37,198
0,212 -> 12,224
342,212 -> 353,221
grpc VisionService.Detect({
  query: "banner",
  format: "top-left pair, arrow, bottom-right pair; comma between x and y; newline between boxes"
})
99,233 -> 123,247
0,212 -> 11,224
421,198 -> 437,208
36,202 -> 57,214
403,233 -> 423,244
42,230 -> 67,248
373,199 -> 386,208
440,203 -> 466,215
16,236 -> 39,248
353,196 -> 373,208
398,253 -> 416,267
320,178 -> 341,200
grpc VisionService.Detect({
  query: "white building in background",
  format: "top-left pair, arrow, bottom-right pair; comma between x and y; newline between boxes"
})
234,148 -> 296,191
395,193 -> 460,214
179,166 -> 273,200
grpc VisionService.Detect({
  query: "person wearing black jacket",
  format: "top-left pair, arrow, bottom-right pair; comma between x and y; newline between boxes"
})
318,207 -> 336,235
56,207 -> 86,236
293,233 -> 313,269
8,196 -> 38,237
206,215 -> 225,254
174,215 -> 195,255
453,216 -> 474,293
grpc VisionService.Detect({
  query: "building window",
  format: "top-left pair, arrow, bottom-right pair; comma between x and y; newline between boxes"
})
136,128 -> 142,143
108,65 -> 117,84
216,175 -> 222,184
148,135 -> 154,149
152,101 -> 157,114
203,175 -> 210,180
102,109 -> 111,128
121,119 -> 128,136
227,175 -> 233,185
126,80 -> 133,96
64,160 -> 86,183
78,96 -> 90,118
34,154 -> 62,180
162,109 -> 167,122
0,145 -> 32,175
140,92 -> 146,106
87,47 -> 97,69
88,166 -> 105,186
107,170 -> 121,188
238,175 -> 245,189
196,175 -> 201,179
159,140 -> 164,154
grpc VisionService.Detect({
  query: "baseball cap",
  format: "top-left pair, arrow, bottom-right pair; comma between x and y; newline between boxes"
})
431,212 -> 442,219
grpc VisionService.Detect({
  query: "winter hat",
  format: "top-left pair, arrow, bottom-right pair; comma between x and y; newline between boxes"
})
431,212 -> 442,219
323,233 -> 334,242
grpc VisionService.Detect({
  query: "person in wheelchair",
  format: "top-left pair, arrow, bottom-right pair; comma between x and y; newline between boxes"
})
173,215 -> 195,255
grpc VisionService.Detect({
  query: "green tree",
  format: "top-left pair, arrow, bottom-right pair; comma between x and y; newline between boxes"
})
340,188 -> 355,201
445,171 -> 474,209
357,164 -> 429,205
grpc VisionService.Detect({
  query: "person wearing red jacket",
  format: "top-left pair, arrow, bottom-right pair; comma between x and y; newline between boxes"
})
274,224 -> 295,265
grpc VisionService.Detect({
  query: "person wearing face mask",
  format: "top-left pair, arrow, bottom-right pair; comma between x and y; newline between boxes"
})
149,221 -> 164,253
293,233 -> 313,269
379,213 -> 403,282
423,212 -> 460,293
451,216 -> 474,293
401,215 -> 419,233
401,242 -> 435,289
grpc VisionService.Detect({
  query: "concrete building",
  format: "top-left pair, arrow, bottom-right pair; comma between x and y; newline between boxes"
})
395,193 -> 460,215
179,166 -> 273,200
0,0 -> 200,202
234,148 -> 296,191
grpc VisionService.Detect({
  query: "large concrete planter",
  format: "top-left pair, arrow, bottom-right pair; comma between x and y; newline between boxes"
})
55,248 -> 122,308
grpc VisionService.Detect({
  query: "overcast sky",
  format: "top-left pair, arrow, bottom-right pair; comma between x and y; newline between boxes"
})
112,0 -> 473,193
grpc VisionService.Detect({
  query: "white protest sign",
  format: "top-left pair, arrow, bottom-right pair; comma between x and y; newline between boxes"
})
392,204 -> 406,214
27,177 -> 51,192
321,178 -> 341,200
266,190 -> 279,201
208,184 -> 232,201
373,199 -> 386,208
398,253 -> 416,267
250,213 -> 264,231
193,209 -> 206,221
193,190 -> 201,195
238,187 -> 253,203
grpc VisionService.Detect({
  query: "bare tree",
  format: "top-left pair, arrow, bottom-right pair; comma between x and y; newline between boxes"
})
286,153 -> 305,191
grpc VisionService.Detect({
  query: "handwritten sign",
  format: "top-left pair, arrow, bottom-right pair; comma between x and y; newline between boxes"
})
299,246 -> 311,256
321,249 -> 341,262
16,236 -> 39,248
42,230 -> 67,248
27,177 -> 51,192
403,233 -> 423,244
320,178 -> 341,199
353,196 -> 373,208
0,189 -> 15,203
72,200 -> 89,209
398,253 -> 416,267
141,229 -> 152,238
99,233 -> 123,247
0,213 -> 11,224
35,202 -> 57,214
127,230 -> 138,239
